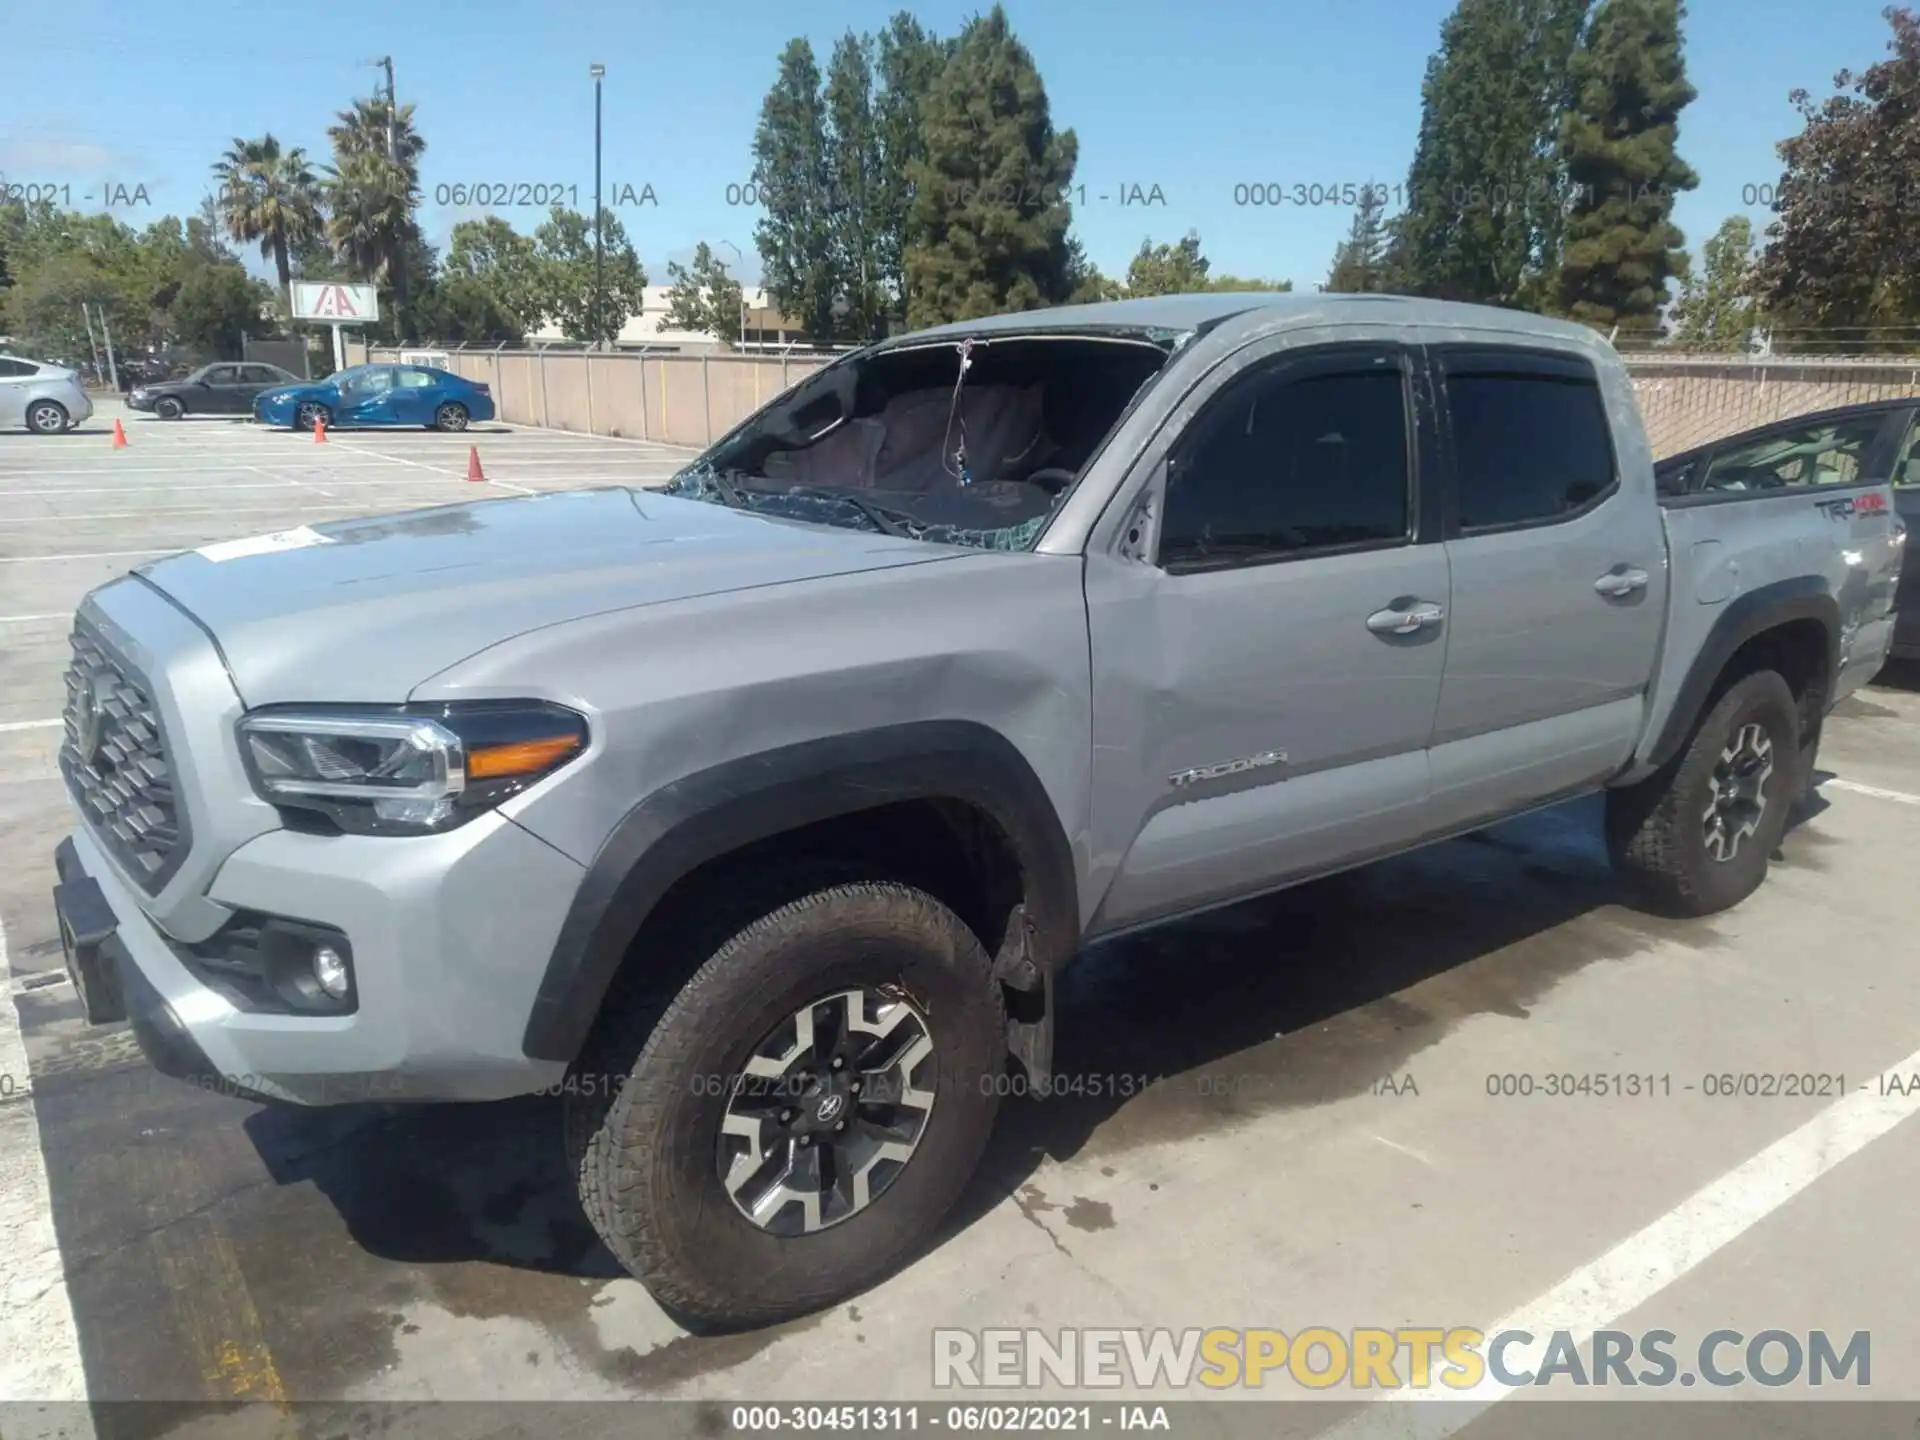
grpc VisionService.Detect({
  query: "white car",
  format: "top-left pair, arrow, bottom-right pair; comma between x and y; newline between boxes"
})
0,354 -> 95,433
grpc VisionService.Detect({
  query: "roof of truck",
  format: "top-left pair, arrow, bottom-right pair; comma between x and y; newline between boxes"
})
884,291 -> 1610,350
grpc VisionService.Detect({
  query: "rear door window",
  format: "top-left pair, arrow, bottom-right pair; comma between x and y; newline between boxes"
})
1440,358 -> 1616,532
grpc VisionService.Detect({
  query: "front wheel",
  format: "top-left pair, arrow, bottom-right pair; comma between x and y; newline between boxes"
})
155,396 -> 185,420
25,399 -> 70,434
1606,669 -> 1803,917
569,880 -> 1006,1328
433,402 -> 469,432
293,402 -> 330,432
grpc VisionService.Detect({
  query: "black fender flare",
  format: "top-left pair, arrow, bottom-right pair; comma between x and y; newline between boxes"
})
521,719 -> 1079,1064
1643,575 -> 1840,773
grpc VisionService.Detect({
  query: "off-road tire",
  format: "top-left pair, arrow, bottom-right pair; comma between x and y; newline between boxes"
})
1605,669 -> 1802,917
569,878 -> 1005,1329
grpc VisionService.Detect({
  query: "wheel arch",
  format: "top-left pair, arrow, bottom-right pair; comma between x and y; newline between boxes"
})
521,720 -> 1079,1068
1642,576 -> 1839,774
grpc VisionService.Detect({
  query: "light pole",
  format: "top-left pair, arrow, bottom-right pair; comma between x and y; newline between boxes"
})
718,238 -> 748,351
590,63 -> 605,349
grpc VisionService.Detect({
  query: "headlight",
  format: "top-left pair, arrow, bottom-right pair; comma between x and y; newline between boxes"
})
236,701 -> 588,835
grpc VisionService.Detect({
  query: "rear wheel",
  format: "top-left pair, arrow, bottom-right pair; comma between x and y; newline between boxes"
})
293,402 -> 330,432
433,402 -> 469,432
569,879 -> 1005,1328
155,396 -> 184,420
25,399 -> 69,434
1606,670 -> 1802,917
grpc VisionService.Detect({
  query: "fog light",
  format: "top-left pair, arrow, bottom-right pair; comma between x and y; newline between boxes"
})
313,944 -> 350,999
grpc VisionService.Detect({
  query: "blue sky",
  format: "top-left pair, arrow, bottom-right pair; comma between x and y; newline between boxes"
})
1,0 -> 1901,289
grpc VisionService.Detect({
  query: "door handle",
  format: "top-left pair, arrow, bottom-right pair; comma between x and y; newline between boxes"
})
1366,601 -> 1445,635
1594,566 -> 1650,598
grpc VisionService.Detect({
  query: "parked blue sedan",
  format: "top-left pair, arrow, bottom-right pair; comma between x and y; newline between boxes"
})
254,363 -> 496,431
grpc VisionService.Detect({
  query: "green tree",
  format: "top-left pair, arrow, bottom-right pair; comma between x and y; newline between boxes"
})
169,263 -> 271,357
1753,7 -> 1920,337
1124,232 -> 1211,295
1064,235 -> 1123,303
412,273 -> 525,344
874,14 -> 952,327
753,39 -> 839,342
903,6 -> 1077,327
533,204 -> 648,344
663,242 -> 747,344
1389,0 -> 1590,306
0,251 -> 123,360
1325,185 -> 1391,292
211,134 -> 324,312
324,96 -> 426,340
444,215 -> 543,330
1669,215 -> 1760,350
1555,0 -> 1698,332
1208,274 -> 1293,292
824,31 -> 890,340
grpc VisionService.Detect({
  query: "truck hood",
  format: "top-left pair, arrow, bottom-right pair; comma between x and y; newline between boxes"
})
133,487 -> 955,704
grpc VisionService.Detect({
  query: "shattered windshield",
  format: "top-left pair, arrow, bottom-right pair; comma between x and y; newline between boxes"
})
664,333 -> 1173,551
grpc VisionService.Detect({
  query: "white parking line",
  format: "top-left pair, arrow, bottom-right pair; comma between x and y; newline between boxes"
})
1324,1046 -> 1920,1433
0,721 -> 61,734
0,913 -> 93,1410
1824,777 -> 1920,807
355,445 -> 536,496
0,615 -> 67,625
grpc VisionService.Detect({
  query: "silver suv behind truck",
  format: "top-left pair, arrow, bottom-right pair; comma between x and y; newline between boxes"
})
51,294 -> 1902,1327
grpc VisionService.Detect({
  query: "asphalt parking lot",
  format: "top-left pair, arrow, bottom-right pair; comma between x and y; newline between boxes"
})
4,400 -> 1920,1437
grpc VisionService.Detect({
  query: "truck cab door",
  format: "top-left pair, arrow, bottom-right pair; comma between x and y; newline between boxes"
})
1422,344 -> 1668,832
1081,338 -> 1449,937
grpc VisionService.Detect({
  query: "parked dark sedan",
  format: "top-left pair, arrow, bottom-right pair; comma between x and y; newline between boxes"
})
1655,399 -> 1919,660
127,362 -> 302,419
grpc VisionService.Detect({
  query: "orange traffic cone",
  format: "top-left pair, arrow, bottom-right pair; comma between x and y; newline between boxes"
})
111,419 -> 128,448
313,415 -> 328,444
466,446 -> 486,482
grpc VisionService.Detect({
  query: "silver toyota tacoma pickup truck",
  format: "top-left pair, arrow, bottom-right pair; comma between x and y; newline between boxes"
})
51,294 -> 1903,1327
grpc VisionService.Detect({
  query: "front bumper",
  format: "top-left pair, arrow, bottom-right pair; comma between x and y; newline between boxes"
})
125,392 -> 154,412
57,791 -> 584,1107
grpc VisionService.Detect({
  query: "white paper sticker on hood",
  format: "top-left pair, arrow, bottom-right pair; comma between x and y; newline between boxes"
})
196,525 -> 337,563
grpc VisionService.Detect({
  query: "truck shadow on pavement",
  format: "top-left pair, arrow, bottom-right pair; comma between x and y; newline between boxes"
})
248,790 -> 1828,1310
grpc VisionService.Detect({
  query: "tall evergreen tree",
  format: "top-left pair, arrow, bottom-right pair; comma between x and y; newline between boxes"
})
1669,215 -> 1760,350
874,14 -> 951,329
1555,0 -> 1698,331
1389,0 -> 1589,307
752,40 -> 839,344
903,6 -> 1077,327
1753,7 -> 1920,335
1325,185 -> 1391,292
825,31 -> 889,342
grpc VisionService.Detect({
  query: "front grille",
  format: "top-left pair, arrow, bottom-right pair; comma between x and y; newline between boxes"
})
60,624 -> 189,892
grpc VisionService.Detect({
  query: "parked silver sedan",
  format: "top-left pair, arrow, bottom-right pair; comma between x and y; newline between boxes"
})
0,354 -> 95,433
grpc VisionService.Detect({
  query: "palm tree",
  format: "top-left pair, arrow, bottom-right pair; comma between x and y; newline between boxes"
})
211,135 -> 324,313
324,97 -> 426,338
